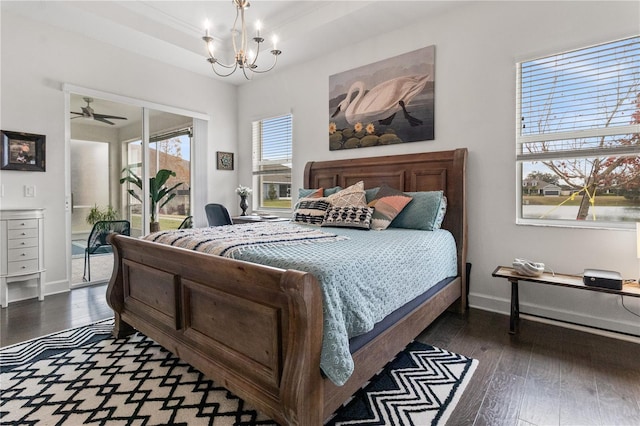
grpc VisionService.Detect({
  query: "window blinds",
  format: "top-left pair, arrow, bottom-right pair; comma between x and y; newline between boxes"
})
252,114 -> 292,175
517,36 -> 640,160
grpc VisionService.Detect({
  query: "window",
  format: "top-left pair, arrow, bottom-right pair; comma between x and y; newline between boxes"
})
124,127 -> 192,232
252,114 -> 293,210
517,36 -> 640,227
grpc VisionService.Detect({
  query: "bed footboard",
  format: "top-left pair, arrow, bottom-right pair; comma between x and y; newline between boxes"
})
106,233 -> 325,425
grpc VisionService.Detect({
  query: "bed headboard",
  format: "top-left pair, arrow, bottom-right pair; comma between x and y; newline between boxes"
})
304,148 -> 468,298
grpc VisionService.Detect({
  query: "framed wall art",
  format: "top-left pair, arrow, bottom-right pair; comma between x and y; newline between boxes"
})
216,151 -> 234,170
1,130 -> 46,171
328,45 -> 435,151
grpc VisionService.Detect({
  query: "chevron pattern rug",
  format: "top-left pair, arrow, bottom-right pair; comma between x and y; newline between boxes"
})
0,319 -> 477,425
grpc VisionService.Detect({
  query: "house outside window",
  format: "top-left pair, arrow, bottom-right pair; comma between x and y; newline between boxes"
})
516,36 -> 640,227
252,114 -> 293,211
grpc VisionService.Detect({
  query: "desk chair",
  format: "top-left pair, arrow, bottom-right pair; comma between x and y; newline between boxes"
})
205,203 -> 233,226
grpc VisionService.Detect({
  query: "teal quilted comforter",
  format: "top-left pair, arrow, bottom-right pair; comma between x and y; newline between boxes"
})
228,223 -> 458,386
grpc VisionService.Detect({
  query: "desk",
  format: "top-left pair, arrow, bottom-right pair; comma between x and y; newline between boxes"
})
492,266 -> 640,334
232,215 -> 290,224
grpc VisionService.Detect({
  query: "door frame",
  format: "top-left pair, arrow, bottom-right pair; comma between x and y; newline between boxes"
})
63,84 -> 209,288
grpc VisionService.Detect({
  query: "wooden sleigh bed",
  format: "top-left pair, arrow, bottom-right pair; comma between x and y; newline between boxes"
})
106,148 -> 467,425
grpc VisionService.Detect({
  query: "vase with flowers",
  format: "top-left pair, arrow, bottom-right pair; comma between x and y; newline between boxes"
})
235,185 -> 253,216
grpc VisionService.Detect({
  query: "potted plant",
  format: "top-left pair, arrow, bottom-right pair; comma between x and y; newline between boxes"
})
120,168 -> 183,233
86,205 -> 118,244
86,204 -> 118,225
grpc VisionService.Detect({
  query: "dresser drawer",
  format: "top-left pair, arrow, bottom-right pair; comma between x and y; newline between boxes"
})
8,246 -> 38,262
8,237 -> 38,249
7,219 -> 38,230
8,259 -> 39,274
8,228 -> 38,239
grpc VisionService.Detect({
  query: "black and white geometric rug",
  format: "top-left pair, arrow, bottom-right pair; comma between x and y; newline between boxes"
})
0,319 -> 477,425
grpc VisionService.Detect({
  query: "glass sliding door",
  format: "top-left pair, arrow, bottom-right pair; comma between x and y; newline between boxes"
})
70,140 -> 110,236
123,140 -> 144,236
149,130 -> 192,230
122,110 -> 193,234
67,86 -> 204,289
69,94 -> 142,285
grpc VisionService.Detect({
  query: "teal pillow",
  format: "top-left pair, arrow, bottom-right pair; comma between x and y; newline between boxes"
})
298,186 -> 342,200
390,191 -> 447,231
298,188 -> 323,199
323,186 -> 343,196
365,187 -> 380,204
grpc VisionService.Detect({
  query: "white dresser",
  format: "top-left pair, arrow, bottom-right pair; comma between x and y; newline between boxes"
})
0,209 -> 45,308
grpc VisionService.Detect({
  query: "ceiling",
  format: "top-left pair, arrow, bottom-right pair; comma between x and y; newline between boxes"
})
3,1 -> 465,86
6,1 -> 466,128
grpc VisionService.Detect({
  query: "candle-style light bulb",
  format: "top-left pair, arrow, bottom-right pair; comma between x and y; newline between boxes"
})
272,35 -> 278,51
255,20 -> 262,38
204,19 -> 210,37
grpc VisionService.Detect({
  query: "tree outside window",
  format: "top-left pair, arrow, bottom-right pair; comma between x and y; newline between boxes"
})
517,36 -> 640,226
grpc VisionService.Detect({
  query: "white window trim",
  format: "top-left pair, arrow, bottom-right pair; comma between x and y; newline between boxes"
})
251,113 -> 293,213
515,37 -> 640,229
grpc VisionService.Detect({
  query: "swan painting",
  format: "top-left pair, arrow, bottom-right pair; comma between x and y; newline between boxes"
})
328,45 -> 435,150
331,74 -> 429,127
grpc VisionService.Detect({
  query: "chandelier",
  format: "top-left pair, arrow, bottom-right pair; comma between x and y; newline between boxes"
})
202,0 -> 281,79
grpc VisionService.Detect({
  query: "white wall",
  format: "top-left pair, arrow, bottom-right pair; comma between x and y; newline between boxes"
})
238,1 -> 640,336
0,10 -> 239,300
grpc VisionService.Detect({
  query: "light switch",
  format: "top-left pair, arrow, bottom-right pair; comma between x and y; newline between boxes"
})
24,185 -> 36,197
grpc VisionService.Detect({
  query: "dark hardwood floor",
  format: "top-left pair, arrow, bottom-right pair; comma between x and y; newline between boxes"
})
2,288 -> 639,425
1,284 -> 113,347
417,309 -> 640,426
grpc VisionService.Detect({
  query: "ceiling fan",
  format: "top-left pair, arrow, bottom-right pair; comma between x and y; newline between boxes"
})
71,97 -> 127,125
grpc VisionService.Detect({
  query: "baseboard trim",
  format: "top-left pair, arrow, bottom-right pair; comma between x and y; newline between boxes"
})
5,279 -> 69,306
518,313 -> 640,344
470,293 -> 640,343
45,279 -> 71,296
70,278 -> 109,289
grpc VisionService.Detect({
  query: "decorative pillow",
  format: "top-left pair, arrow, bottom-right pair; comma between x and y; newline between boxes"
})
365,187 -> 380,204
323,186 -> 343,196
298,188 -> 323,199
367,185 -> 413,230
433,195 -> 447,229
390,190 -> 447,231
321,206 -> 373,229
326,181 -> 367,207
292,197 -> 331,226
298,186 -> 342,200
